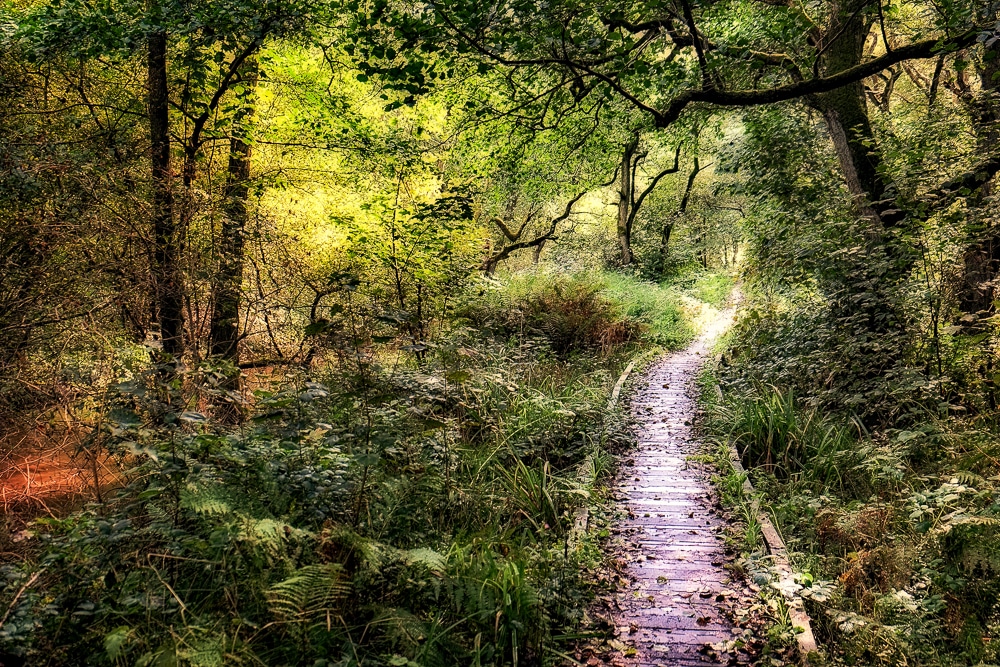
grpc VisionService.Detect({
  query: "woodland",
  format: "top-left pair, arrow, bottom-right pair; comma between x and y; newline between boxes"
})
1,0 -> 999,664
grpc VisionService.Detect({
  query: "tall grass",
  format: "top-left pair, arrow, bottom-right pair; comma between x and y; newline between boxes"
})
459,270 -> 694,356
711,386 -> 858,486
705,379 -> 1000,664
593,271 -> 694,348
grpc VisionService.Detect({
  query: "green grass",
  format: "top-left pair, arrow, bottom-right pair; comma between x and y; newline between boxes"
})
598,271 -> 695,348
688,272 -> 735,308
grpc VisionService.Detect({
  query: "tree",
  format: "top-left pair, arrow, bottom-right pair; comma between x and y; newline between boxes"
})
147,19 -> 183,356
209,59 -> 258,364
656,154 -> 708,273
615,135 -> 682,265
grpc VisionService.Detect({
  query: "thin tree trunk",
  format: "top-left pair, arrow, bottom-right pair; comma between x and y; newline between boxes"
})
617,135 -> 639,265
657,223 -> 673,273
148,29 -> 184,357
209,61 -> 258,420
210,60 -> 257,363
657,156 -> 702,274
532,238 -> 545,264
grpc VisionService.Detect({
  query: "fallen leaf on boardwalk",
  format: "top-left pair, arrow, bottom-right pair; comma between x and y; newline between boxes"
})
697,616 -> 712,625
628,623 -> 638,634
698,644 -> 718,659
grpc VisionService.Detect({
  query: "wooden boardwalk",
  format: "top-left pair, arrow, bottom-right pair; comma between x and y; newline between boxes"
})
608,323 -> 755,666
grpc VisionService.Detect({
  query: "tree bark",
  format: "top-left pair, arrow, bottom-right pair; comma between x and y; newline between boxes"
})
148,29 -> 184,356
209,60 -> 257,363
812,2 -> 893,226
959,39 -> 1000,315
617,135 -> 639,265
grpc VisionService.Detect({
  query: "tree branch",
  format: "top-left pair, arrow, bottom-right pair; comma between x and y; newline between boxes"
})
927,154 -> 1000,201
628,144 -> 683,227
481,190 -> 590,271
654,28 -> 983,126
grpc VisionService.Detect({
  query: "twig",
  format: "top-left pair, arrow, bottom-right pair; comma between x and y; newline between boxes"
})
0,569 -> 45,631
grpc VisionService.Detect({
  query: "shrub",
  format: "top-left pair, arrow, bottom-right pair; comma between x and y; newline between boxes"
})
457,271 -> 693,356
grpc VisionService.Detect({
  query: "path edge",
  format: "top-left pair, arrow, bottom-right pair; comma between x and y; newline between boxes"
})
713,384 -> 822,665
573,349 -> 660,542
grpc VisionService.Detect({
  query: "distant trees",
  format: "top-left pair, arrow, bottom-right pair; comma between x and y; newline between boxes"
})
17,0 -> 323,353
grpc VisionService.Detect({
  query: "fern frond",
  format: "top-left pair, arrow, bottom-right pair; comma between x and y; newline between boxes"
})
953,471 -> 986,488
266,564 -> 350,631
180,486 -> 232,516
952,515 -> 1000,528
401,547 -> 446,573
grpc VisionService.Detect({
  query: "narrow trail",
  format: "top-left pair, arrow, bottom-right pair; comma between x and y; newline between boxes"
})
608,312 -> 756,666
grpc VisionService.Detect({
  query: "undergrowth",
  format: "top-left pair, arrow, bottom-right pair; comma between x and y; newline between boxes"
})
0,270 -> 696,667
703,291 -> 1000,667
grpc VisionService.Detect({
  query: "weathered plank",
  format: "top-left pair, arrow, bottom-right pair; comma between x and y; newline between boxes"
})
607,324 -> 756,666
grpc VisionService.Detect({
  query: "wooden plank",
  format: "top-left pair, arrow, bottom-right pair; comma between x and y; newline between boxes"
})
608,331 -> 754,666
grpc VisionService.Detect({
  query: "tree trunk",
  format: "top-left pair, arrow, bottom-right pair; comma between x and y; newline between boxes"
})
532,238 -> 545,264
657,156 -> 701,274
813,3 -> 894,227
617,136 -> 639,265
148,29 -> 184,356
209,61 -> 257,420
959,40 -> 1000,316
209,61 -> 257,363
809,4 -> 915,349
657,223 -> 673,273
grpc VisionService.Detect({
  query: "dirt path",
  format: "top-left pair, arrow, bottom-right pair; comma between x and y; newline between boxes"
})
607,313 -> 757,666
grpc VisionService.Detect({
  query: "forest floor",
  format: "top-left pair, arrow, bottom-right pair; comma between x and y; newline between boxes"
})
578,309 -> 772,666
0,427 -> 116,533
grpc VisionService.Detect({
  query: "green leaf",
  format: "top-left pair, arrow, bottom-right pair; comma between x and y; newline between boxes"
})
104,626 -> 130,659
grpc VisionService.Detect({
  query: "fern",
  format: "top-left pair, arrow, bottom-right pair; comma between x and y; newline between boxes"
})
180,486 -> 232,516
266,564 -> 351,633
401,547 -> 446,573
952,471 -> 986,488
952,515 -> 1000,528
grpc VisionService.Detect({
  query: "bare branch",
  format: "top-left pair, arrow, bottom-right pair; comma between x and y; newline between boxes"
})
628,144 -> 683,227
